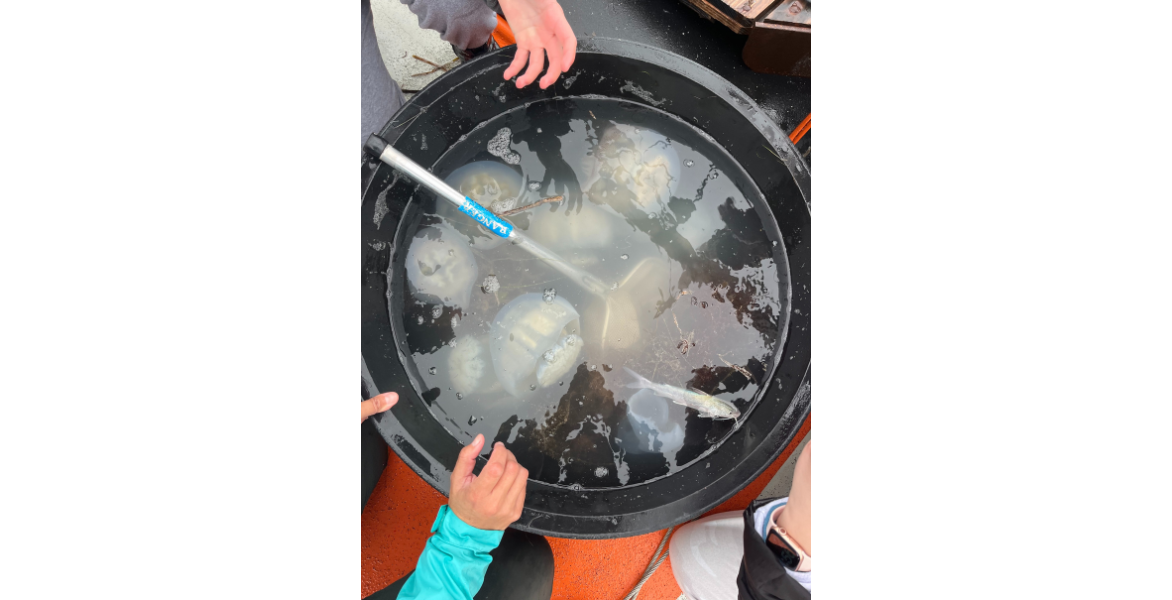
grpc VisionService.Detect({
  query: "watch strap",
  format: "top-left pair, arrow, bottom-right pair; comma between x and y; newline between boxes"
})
767,515 -> 812,572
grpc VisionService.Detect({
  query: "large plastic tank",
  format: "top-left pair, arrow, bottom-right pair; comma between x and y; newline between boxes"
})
361,38 -> 810,539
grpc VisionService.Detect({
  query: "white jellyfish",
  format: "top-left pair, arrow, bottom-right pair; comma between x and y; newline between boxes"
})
632,144 -> 679,207
448,336 -> 501,396
625,388 -> 686,458
489,293 -> 582,396
582,124 -> 681,209
439,161 -> 525,250
581,256 -> 670,354
526,202 -> 621,258
405,223 -> 478,308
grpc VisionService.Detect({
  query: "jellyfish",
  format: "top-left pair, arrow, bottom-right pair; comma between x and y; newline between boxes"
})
489,293 -> 582,396
581,256 -> 670,355
597,124 -> 639,161
631,145 -> 678,207
582,124 -> 681,210
625,388 -> 686,458
405,223 -> 478,308
448,336 -> 501,396
526,201 -> 620,257
439,161 -> 525,250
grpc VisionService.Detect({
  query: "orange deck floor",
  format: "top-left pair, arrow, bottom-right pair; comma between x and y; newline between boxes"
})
361,415 -> 810,599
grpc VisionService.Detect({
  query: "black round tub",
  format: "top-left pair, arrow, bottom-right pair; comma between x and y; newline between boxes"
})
361,38 -> 810,539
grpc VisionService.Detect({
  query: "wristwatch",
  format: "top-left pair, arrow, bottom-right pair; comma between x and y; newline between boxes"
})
766,511 -> 812,572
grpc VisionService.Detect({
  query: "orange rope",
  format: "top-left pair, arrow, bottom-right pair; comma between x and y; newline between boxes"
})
789,113 -> 811,144
491,14 -> 516,47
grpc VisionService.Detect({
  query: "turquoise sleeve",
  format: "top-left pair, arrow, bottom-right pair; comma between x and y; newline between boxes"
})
396,505 -> 505,600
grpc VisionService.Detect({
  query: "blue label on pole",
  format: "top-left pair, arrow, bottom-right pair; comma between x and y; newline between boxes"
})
457,196 -> 514,238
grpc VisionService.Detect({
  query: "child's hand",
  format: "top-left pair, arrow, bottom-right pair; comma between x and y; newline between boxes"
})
499,0 -> 577,89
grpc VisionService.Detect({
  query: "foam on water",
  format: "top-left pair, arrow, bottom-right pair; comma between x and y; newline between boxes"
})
487,128 -> 521,165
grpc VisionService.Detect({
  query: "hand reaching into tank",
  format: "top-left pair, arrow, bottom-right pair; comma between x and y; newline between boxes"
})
499,0 -> 577,89
360,392 -> 398,423
449,435 -> 529,530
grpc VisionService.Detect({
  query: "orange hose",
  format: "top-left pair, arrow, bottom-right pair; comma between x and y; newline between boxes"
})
789,113 -> 811,144
491,14 -> 516,47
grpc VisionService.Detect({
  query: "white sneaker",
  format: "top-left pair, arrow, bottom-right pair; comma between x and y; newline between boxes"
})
668,512 -> 744,600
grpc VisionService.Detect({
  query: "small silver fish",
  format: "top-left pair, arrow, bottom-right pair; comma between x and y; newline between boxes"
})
624,368 -> 740,420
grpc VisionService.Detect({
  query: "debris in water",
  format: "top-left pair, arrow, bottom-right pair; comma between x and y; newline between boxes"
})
619,81 -> 665,106
718,353 -> 757,384
684,159 -> 695,167
594,467 -> 609,477
543,288 -> 557,302
482,274 -> 500,294
373,196 -> 389,228
620,253 -> 629,260
428,366 -> 438,375
431,305 -> 443,319
468,415 -> 479,425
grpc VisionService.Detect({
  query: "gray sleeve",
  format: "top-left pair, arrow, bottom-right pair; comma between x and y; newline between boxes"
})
399,0 -> 498,50
362,0 -> 406,146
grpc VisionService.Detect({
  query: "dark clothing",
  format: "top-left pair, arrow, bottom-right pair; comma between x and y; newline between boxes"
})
361,416 -> 387,510
366,527 -> 556,600
737,499 -> 812,600
362,0 -> 407,146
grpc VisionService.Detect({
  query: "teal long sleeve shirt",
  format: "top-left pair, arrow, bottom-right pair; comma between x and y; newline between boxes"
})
397,505 -> 504,600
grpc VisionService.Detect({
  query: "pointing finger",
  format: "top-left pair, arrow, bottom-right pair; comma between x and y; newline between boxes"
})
451,433 -> 485,485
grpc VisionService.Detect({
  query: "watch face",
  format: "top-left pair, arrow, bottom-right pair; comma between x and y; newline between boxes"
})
767,530 -> 802,570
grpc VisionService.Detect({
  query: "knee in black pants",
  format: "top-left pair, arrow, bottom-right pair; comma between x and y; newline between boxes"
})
477,528 -> 554,600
